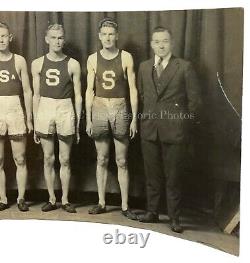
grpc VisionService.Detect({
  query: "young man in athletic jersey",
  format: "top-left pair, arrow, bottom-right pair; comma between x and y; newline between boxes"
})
32,24 -> 82,213
0,22 -> 33,212
86,18 -> 138,219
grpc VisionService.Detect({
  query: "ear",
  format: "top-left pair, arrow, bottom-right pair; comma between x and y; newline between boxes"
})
170,39 -> 174,52
9,33 -> 13,42
61,39 -> 65,48
98,32 -> 102,41
150,40 -> 154,50
45,35 -> 49,44
115,32 -> 118,41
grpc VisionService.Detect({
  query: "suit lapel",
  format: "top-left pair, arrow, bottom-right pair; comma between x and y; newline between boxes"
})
146,58 -> 159,97
157,56 -> 179,97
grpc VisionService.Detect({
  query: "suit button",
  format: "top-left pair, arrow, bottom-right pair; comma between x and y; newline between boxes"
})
175,103 -> 179,107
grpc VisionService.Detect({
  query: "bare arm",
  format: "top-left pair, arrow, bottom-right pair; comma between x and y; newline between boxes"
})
17,55 -> 33,133
31,58 -> 42,143
137,63 -> 144,111
85,56 -> 96,137
126,52 -> 138,139
70,59 -> 82,144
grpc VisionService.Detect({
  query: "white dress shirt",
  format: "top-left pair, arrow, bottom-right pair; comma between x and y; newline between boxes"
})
154,52 -> 172,70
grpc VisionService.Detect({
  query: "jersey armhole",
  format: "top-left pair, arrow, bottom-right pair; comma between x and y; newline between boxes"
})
121,50 -> 128,78
67,57 -> 73,80
39,56 -> 45,74
88,53 -> 97,74
13,54 -> 22,81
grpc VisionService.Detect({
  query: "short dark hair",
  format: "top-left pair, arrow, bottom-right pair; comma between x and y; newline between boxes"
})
0,22 -> 10,33
46,24 -> 65,35
152,26 -> 172,39
99,17 -> 118,32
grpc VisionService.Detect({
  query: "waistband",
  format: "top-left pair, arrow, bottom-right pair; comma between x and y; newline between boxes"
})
94,96 -> 126,102
0,95 -> 21,104
40,96 -> 72,103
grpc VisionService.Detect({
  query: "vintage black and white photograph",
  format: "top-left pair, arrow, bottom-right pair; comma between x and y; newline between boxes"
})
0,7 -> 243,258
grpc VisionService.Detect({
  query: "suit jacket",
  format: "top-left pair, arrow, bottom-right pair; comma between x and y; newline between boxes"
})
137,55 -> 202,143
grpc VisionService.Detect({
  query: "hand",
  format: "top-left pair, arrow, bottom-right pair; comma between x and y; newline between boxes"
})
33,132 -> 40,144
129,119 -> 137,139
76,129 -> 80,144
86,121 -> 93,137
27,120 -> 33,134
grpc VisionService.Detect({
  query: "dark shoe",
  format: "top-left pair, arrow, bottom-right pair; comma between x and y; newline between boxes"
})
62,203 -> 76,213
41,202 -> 57,212
0,202 -> 9,211
122,209 -> 137,220
137,211 -> 159,223
18,199 -> 29,212
170,219 -> 183,233
88,204 -> 106,214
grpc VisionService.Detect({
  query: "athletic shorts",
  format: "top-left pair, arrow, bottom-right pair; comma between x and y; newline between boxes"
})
35,97 -> 75,141
91,96 -> 130,140
0,96 -> 27,140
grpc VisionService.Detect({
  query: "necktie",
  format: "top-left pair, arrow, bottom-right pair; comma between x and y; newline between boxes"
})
156,57 -> 164,78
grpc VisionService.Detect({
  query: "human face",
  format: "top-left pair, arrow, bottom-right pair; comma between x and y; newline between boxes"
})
99,26 -> 118,49
151,31 -> 172,58
0,27 -> 12,52
45,29 -> 65,53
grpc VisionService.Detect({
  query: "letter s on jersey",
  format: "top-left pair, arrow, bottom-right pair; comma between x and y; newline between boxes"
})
0,70 -> 10,82
102,70 -> 115,90
46,69 -> 60,86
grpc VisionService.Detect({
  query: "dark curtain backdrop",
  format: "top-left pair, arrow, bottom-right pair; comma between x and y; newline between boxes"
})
0,9 -> 243,204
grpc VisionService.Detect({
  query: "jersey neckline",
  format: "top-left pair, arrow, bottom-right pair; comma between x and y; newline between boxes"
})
99,49 -> 120,61
0,53 -> 13,62
45,54 -> 67,62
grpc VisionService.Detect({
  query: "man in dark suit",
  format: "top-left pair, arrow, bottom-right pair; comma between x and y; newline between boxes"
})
137,26 -> 201,233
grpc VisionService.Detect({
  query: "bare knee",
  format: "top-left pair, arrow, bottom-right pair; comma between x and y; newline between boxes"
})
44,154 -> 55,167
14,154 -> 26,166
116,158 -> 127,169
59,154 -> 70,167
97,155 -> 109,167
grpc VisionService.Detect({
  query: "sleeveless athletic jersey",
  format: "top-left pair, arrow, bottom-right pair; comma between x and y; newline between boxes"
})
40,55 -> 73,99
95,50 -> 128,98
0,54 -> 22,96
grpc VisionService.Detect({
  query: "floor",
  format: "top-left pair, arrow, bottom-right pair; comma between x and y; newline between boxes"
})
0,202 -> 239,256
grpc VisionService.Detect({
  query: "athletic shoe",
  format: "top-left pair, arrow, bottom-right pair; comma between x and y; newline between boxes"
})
88,204 -> 106,214
41,202 -> 57,212
121,209 -> 138,220
0,202 -> 9,211
18,199 -> 29,212
61,203 -> 76,213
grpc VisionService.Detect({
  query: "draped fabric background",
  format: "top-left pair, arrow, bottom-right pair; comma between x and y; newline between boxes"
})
0,9 -> 243,207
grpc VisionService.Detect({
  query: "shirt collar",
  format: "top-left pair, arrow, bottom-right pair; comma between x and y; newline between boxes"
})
154,52 -> 172,69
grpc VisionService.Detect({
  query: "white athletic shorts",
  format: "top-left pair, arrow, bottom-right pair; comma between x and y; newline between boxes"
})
0,96 -> 27,139
35,97 -> 75,141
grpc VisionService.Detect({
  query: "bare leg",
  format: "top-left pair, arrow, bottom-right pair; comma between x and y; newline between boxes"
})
40,138 -> 56,204
95,138 -> 110,208
0,139 -> 7,204
114,138 -> 129,211
10,138 -> 27,203
58,138 -> 73,205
